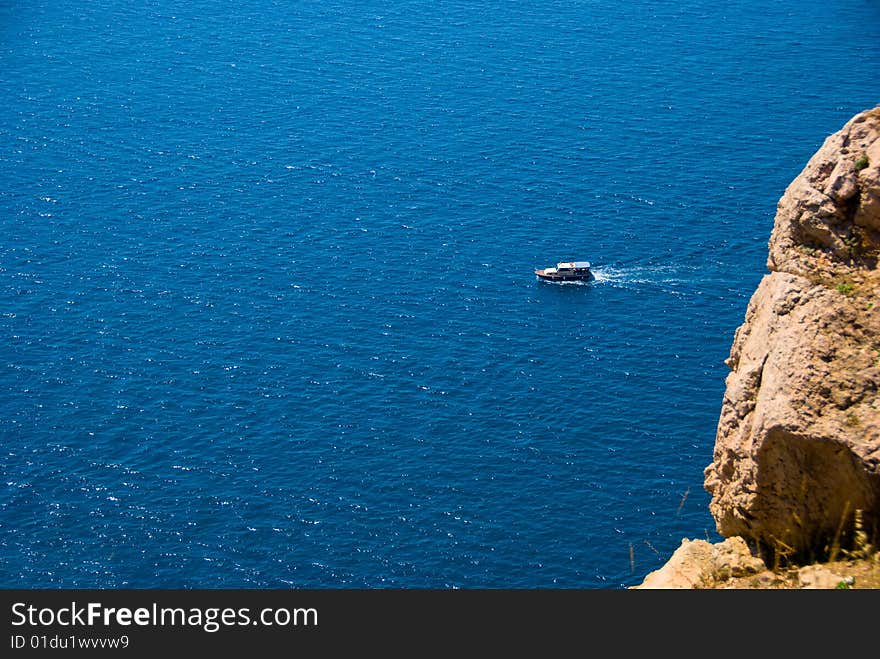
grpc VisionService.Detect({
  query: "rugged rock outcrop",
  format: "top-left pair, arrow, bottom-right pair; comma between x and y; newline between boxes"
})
636,106 -> 880,588
636,537 -> 766,589
704,106 -> 880,563
636,537 -> 870,589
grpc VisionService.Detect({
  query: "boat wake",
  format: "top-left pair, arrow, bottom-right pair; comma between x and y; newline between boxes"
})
588,264 -> 698,296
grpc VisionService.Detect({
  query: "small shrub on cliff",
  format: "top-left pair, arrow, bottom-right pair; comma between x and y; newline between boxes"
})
836,281 -> 856,296
798,245 -> 817,257
843,510 -> 875,561
854,154 -> 870,171
843,228 -> 870,260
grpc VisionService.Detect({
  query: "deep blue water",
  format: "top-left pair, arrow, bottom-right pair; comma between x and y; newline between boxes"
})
1,0 -> 878,589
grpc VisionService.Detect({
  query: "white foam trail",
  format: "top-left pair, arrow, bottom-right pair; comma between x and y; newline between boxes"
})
589,265 -> 696,296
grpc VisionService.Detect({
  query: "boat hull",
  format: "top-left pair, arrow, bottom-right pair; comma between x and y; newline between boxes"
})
534,269 -> 593,282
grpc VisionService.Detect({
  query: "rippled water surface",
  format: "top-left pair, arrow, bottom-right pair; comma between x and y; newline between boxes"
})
2,0 -> 879,588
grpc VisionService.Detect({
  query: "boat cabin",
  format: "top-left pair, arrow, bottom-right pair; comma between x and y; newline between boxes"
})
535,260 -> 593,282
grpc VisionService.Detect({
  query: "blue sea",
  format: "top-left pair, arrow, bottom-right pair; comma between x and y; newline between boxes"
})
1,1 -> 878,589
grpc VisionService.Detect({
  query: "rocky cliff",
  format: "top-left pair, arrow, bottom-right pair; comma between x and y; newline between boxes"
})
637,106 -> 880,588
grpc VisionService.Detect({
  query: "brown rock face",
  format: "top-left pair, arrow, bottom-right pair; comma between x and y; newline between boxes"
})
634,537 -> 766,589
704,107 -> 880,563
